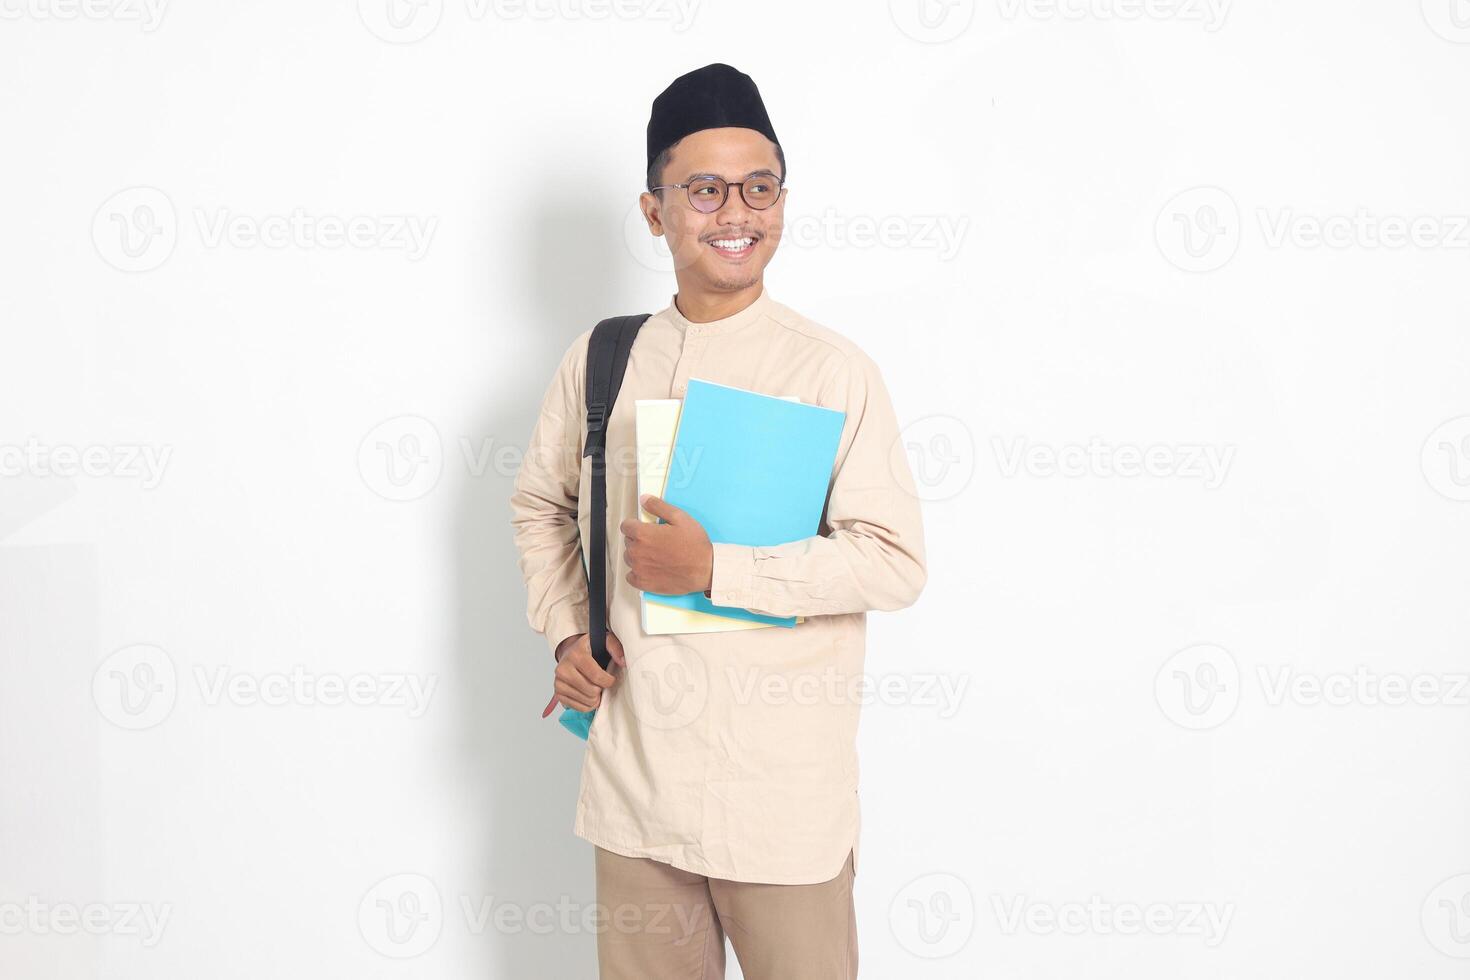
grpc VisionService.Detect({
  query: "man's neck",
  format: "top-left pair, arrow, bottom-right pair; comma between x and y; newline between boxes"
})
673,280 -> 764,324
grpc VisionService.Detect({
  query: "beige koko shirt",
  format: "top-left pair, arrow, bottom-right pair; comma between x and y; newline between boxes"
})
509,285 -> 927,885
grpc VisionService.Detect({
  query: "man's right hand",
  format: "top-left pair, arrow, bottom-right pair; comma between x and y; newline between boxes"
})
550,631 -> 625,712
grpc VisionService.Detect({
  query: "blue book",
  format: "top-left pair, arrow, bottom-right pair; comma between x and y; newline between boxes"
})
643,378 -> 847,627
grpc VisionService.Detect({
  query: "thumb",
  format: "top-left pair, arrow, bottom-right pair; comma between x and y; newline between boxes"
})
640,494 -> 687,524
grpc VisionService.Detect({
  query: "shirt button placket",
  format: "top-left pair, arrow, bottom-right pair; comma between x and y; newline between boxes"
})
673,326 -> 707,398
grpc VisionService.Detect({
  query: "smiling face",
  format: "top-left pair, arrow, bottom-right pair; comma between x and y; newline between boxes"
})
639,126 -> 786,297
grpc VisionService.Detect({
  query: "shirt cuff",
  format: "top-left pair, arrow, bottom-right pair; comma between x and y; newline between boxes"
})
708,541 -> 758,609
545,598 -> 589,660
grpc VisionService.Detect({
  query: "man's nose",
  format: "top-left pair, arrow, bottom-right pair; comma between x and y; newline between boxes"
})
715,185 -> 755,222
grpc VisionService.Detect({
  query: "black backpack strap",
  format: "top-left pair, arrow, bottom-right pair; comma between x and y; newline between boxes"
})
584,313 -> 650,670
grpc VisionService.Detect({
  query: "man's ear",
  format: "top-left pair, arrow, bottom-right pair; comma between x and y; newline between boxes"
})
639,191 -> 664,236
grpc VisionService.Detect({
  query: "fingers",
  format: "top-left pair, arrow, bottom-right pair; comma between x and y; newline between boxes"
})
554,655 -> 616,711
554,678 -> 599,712
639,494 -> 686,523
555,641 -> 617,693
550,632 -> 626,714
556,657 -> 601,700
555,657 -> 603,708
574,652 -> 618,689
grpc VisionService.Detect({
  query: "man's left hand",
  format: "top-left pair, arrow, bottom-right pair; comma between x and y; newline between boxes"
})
621,495 -> 713,595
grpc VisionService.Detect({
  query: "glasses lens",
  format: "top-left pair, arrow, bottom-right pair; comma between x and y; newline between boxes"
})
686,177 -> 726,213
741,174 -> 781,210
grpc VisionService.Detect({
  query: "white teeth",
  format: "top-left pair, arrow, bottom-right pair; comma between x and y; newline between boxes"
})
710,237 -> 754,250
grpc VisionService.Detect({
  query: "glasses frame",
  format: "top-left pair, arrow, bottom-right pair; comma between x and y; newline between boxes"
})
649,171 -> 786,213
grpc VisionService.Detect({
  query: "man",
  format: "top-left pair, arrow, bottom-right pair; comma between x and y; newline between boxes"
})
510,62 -> 927,980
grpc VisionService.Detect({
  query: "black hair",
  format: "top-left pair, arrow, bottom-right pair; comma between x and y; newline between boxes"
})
646,139 -> 786,194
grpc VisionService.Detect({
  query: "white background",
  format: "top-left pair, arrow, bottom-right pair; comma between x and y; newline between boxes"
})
3,1 -> 1470,977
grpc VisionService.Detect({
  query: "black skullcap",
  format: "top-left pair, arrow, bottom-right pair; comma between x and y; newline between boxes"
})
646,63 -> 780,178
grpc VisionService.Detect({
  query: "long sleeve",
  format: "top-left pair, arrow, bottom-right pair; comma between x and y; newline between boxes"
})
706,348 -> 927,619
509,333 -> 592,658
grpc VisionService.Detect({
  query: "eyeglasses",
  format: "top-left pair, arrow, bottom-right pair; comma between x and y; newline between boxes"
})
650,171 -> 785,213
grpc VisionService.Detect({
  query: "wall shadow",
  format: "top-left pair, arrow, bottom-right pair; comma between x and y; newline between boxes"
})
452,188 -> 650,976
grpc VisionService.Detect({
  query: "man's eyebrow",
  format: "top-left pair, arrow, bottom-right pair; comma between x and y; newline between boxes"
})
682,169 -> 779,181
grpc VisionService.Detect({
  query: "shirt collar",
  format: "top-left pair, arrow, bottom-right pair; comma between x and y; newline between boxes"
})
664,285 -> 774,336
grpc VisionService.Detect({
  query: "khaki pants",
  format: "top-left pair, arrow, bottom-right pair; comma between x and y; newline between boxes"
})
593,846 -> 858,979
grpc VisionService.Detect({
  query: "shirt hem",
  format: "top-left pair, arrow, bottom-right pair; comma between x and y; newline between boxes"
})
574,825 -> 856,886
